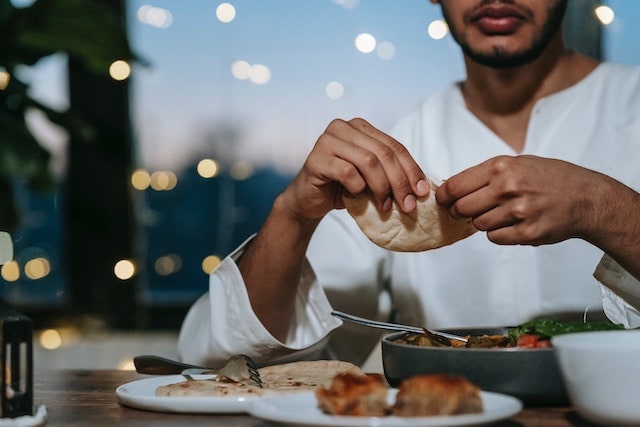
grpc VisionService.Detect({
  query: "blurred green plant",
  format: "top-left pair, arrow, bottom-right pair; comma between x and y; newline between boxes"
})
0,0 -> 138,231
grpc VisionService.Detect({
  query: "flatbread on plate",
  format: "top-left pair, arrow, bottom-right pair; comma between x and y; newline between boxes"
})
155,360 -> 363,398
342,179 -> 477,252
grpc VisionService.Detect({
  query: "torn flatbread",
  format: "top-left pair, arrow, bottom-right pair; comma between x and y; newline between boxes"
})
342,179 -> 477,252
155,360 -> 364,398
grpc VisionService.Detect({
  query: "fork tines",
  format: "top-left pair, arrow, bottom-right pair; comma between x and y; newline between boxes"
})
240,354 -> 263,388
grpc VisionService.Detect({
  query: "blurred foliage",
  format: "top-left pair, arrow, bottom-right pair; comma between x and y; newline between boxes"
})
0,0 -> 139,230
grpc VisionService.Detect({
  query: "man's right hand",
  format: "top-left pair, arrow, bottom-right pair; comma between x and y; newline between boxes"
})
279,118 -> 430,224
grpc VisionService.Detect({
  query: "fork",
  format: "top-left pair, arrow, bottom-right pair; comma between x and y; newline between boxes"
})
331,310 -> 468,343
133,354 -> 263,388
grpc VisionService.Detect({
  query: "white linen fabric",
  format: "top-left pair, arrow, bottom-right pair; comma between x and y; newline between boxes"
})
594,254 -> 640,327
178,63 -> 640,367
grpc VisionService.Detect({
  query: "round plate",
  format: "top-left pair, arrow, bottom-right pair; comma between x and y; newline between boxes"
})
247,389 -> 523,427
116,375 -> 258,414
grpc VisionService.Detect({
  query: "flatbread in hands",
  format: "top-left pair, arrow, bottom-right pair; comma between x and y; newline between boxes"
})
155,360 -> 364,398
342,179 -> 477,252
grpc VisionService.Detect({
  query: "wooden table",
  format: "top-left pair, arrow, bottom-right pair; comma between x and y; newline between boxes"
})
32,369 -> 599,426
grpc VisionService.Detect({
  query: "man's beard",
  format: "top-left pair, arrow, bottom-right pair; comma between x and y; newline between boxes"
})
443,0 -> 568,69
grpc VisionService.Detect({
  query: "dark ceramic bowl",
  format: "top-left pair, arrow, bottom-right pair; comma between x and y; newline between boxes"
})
382,328 -> 568,405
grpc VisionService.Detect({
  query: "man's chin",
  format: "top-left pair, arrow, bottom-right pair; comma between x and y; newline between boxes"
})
463,46 -> 540,69
473,55 -> 537,69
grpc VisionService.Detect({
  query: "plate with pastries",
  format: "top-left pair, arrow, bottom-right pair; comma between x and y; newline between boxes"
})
246,371 -> 522,427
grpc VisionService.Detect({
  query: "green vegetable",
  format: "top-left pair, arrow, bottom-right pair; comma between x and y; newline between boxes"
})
508,318 -> 624,344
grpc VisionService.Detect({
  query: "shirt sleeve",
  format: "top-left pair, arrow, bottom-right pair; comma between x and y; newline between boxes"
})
594,254 -> 640,328
177,235 -> 342,367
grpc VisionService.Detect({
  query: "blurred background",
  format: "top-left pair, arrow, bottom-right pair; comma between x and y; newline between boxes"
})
0,0 -> 638,369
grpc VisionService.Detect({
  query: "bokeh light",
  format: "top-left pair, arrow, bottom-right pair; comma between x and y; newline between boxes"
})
150,171 -> 178,191
24,257 -> 51,280
216,3 -> 236,23
131,169 -> 151,190
376,41 -> 396,61
154,254 -> 182,276
1,260 -> 20,282
202,255 -> 222,274
39,329 -> 62,350
230,161 -> 254,180
197,158 -> 220,178
114,259 -> 136,280
137,5 -> 173,29
249,64 -> 271,84
0,70 -> 9,90
595,5 -> 615,25
332,0 -> 359,10
355,33 -> 376,53
231,61 -> 271,84
109,60 -> 131,81
231,60 -> 251,80
326,81 -> 344,100
428,19 -> 449,40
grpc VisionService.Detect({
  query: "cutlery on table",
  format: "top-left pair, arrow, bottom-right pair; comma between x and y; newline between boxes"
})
331,310 -> 468,344
133,354 -> 263,387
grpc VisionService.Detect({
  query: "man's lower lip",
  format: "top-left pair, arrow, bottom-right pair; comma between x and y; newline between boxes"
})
475,16 -> 522,34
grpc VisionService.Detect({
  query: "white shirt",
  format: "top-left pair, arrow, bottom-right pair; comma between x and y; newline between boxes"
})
178,63 -> 640,367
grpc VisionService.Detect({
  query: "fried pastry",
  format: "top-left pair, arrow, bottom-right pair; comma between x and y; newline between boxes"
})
316,373 -> 389,416
391,374 -> 483,416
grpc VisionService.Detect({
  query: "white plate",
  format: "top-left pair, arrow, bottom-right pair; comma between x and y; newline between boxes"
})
247,390 -> 523,427
116,375 -> 259,414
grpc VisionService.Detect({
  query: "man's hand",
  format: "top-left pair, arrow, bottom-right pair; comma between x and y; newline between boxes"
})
281,118 -> 430,224
435,155 -> 602,246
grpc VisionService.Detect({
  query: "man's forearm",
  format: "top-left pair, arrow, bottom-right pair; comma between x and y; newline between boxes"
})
585,175 -> 640,282
237,193 -> 322,341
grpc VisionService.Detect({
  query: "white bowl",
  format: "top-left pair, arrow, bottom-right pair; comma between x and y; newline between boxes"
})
552,330 -> 640,426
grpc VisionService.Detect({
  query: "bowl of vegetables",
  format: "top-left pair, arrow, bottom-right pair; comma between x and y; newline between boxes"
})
381,318 -> 624,405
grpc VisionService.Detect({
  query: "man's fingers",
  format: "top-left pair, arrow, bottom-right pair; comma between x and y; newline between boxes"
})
317,129 -> 392,207
470,205 -> 517,232
346,118 -> 428,211
446,185 -> 498,220
435,157 -> 507,207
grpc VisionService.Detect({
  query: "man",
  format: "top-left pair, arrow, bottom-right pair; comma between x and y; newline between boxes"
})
177,0 -> 640,367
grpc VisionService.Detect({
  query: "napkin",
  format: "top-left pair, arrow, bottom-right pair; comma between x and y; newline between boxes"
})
0,406 -> 47,427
